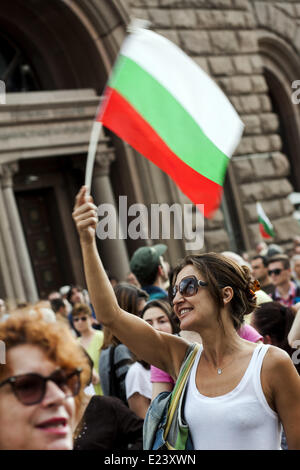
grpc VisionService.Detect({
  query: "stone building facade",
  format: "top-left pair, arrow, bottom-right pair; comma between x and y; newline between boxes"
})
0,0 -> 300,304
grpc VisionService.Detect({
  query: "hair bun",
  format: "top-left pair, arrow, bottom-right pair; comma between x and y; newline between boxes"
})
252,280 -> 261,292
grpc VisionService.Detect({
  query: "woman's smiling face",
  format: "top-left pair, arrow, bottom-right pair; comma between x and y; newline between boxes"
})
172,265 -> 217,332
0,344 -> 76,450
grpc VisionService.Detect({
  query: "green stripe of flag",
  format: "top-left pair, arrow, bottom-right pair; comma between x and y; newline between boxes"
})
259,216 -> 275,237
109,55 -> 229,186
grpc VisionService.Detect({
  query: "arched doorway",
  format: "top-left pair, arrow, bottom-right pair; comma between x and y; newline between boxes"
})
0,0 -> 133,299
0,0 -> 124,92
258,33 -> 300,192
0,31 -> 40,92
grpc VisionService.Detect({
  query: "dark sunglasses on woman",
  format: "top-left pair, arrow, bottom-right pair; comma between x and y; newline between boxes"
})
169,275 -> 208,303
73,316 -> 88,322
0,368 -> 82,406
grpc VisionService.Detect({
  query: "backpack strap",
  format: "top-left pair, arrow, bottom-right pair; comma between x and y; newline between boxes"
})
109,345 -> 118,397
164,343 -> 200,438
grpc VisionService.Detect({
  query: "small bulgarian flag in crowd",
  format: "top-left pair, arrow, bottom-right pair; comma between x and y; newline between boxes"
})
94,23 -> 244,218
256,202 -> 275,239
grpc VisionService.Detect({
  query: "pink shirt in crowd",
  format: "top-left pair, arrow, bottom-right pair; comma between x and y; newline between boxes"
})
150,365 -> 175,384
238,323 -> 263,343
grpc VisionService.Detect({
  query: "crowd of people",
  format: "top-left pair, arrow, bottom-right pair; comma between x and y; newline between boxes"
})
0,186 -> 300,450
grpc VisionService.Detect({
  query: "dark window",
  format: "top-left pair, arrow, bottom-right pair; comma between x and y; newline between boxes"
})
0,32 -> 40,92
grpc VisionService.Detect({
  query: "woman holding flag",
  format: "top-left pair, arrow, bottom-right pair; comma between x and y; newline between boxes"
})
73,186 -> 300,450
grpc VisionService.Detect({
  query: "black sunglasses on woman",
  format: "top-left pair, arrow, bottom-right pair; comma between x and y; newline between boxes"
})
0,368 -> 82,406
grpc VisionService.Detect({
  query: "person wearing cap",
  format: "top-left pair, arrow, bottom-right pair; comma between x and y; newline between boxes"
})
266,244 -> 283,259
129,244 -> 169,300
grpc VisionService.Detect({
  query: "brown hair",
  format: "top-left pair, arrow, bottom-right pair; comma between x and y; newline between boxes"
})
252,302 -> 300,375
66,285 -> 83,306
141,299 -> 180,334
114,283 -> 149,316
170,252 -> 258,331
0,312 -> 90,414
102,283 -> 149,349
71,303 -> 92,318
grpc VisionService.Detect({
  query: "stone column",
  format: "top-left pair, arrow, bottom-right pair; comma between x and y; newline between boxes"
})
226,163 -> 252,253
0,166 -> 26,303
1,163 -> 39,303
92,149 -> 130,281
0,224 -> 16,308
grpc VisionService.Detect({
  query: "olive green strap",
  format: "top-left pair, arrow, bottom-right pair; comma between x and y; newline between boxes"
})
164,343 -> 200,438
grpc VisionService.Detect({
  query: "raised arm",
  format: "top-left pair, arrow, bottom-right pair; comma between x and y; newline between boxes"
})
72,186 -> 187,377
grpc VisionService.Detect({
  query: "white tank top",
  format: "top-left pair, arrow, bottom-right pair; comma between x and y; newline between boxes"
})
184,344 -> 282,450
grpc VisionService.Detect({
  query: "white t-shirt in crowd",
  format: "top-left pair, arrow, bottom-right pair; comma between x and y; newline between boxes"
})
125,362 -> 152,400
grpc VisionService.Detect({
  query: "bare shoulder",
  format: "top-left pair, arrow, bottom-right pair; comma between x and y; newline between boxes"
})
264,344 -> 290,360
262,345 -> 300,393
262,345 -> 293,373
260,345 -> 300,412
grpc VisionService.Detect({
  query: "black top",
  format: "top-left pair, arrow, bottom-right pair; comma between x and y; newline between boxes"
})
73,395 -> 144,450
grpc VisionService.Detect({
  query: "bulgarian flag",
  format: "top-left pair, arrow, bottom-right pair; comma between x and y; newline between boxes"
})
90,23 -> 244,218
256,202 -> 275,239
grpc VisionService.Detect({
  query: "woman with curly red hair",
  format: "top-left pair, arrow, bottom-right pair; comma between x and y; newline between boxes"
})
0,313 -> 89,450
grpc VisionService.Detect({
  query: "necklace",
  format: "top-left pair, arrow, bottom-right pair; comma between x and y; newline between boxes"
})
216,356 -> 237,375
203,353 -> 235,375
202,350 -> 237,375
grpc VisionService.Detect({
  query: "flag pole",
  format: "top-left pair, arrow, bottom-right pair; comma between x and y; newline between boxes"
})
85,120 -> 103,196
84,18 -> 150,197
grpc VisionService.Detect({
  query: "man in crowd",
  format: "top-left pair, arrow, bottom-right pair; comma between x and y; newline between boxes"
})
250,255 -> 275,295
291,255 -> 300,286
129,244 -> 169,300
50,298 -> 70,328
267,254 -> 300,307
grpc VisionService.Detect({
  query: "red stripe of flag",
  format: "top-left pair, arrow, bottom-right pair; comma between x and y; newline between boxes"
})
259,223 -> 272,240
98,87 -> 222,218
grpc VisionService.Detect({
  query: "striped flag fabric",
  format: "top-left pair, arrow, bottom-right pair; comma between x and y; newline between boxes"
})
97,25 -> 244,218
256,202 -> 275,239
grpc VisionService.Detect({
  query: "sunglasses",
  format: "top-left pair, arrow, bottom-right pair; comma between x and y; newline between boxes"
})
170,275 -> 208,303
73,316 -> 88,322
268,268 -> 283,276
0,368 -> 82,406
